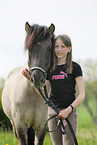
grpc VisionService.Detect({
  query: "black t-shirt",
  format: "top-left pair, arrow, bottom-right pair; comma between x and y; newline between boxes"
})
47,61 -> 83,108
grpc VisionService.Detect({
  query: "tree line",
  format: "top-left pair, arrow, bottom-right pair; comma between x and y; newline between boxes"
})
79,59 -> 97,128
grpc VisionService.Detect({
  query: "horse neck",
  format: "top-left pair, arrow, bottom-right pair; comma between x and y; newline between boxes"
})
23,61 -> 29,69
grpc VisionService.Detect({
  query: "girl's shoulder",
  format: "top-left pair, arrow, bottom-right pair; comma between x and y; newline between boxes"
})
72,61 -> 83,77
72,61 -> 80,66
72,61 -> 82,69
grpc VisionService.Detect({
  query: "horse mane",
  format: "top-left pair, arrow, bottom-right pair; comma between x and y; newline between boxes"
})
25,24 -> 55,72
25,24 -> 51,51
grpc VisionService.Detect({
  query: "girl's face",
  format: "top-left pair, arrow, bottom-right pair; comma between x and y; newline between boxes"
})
55,38 -> 71,59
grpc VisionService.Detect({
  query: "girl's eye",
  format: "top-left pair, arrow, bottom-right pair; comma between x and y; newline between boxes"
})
61,45 -> 65,48
55,45 -> 65,48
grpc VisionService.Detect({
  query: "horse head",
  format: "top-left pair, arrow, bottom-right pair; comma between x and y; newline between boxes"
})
25,22 -> 55,87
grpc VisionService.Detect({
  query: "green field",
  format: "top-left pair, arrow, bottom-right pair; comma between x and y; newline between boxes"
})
0,104 -> 97,145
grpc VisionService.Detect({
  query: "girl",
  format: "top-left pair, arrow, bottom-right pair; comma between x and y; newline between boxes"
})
47,34 -> 85,145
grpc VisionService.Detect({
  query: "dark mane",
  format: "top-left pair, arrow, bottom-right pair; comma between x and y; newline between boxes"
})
25,24 -> 50,51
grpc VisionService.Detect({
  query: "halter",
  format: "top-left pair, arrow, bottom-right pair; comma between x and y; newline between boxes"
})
28,53 -> 47,87
30,67 -> 47,85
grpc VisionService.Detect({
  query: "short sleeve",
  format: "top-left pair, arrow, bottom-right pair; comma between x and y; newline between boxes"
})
73,62 -> 83,78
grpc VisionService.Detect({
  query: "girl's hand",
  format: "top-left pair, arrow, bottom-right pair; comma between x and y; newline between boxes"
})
22,68 -> 31,80
56,106 -> 72,119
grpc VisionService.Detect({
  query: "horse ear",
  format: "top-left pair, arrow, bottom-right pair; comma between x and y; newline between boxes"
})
49,23 -> 55,35
25,22 -> 31,32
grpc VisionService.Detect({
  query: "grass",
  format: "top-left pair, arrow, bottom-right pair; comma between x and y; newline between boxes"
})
77,103 -> 95,129
0,130 -> 18,145
77,129 -> 97,145
0,129 -> 97,145
0,103 -> 97,145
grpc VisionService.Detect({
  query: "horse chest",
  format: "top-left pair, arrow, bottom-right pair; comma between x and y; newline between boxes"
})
12,88 -> 47,127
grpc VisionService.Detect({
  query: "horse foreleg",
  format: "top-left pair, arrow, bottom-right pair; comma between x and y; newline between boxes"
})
35,128 -> 46,145
28,127 -> 35,145
15,125 -> 28,145
10,120 -> 18,138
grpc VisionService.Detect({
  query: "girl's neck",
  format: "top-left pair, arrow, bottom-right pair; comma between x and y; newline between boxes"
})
57,58 -> 66,65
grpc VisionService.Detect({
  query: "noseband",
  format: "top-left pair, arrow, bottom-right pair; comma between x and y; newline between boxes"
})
30,67 -> 47,77
29,67 -> 47,85
28,52 -> 48,87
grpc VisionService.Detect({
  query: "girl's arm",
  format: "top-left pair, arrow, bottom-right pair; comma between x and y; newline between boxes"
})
71,76 -> 85,108
57,76 -> 85,119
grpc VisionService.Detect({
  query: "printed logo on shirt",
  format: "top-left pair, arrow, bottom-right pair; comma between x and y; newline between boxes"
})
52,71 -> 68,80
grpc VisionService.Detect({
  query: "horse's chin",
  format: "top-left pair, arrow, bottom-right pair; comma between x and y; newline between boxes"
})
31,82 -> 45,88
34,85 -> 40,88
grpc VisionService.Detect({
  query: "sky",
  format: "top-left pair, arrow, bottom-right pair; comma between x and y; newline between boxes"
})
0,0 -> 97,78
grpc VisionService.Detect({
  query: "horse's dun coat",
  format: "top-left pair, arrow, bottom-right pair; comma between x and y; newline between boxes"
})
2,22 -> 55,145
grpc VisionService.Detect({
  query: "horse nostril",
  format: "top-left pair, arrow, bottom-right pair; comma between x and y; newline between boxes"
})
30,70 -> 45,87
40,78 -> 44,84
31,78 -> 33,83
31,77 -> 35,84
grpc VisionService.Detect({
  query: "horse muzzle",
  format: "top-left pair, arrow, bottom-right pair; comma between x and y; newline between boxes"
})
30,67 -> 47,88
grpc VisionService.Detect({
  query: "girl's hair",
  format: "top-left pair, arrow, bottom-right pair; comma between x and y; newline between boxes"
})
52,34 -> 72,73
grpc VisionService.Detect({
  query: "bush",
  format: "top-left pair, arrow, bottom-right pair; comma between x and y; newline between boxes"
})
0,88 -> 12,130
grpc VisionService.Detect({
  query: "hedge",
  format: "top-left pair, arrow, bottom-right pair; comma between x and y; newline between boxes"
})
0,88 -> 12,130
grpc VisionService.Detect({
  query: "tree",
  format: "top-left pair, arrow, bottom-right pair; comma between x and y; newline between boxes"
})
0,78 -> 5,90
82,59 -> 97,128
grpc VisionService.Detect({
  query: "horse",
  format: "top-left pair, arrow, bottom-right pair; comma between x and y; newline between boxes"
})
2,22 -> 55,145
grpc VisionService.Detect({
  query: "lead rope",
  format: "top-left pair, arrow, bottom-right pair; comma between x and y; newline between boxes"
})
38,85 -> 78,145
